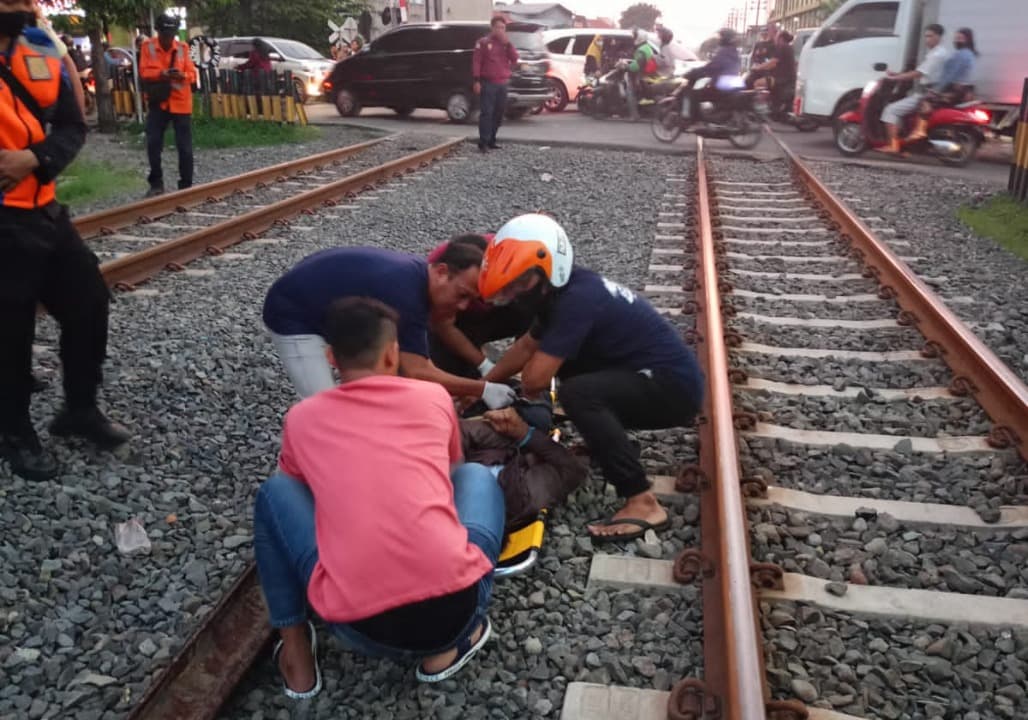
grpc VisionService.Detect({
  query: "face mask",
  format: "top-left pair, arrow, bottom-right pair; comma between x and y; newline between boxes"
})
0,11 -> 32,38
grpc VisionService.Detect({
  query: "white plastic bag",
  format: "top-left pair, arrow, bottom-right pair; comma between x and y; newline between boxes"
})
114,518 -> 152,555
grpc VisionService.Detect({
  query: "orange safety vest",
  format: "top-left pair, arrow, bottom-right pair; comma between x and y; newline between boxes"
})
139,37 -> 197,114
0,33 -> 63,209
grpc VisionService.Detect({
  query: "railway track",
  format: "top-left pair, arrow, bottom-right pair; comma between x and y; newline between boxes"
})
66,135 -> 1027,720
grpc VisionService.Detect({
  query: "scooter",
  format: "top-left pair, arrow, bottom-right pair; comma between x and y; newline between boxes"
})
651,77 -> 768,149
769,83 -> 819,132
833,78 -> 990,166
578,67 -> 682,120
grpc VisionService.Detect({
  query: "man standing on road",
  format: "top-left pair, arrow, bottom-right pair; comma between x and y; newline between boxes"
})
472,16 -> 518,153
0,0 -> 130,480
139,13 -> 196,197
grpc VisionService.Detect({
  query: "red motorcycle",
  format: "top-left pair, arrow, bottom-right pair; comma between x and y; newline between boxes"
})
833,78 -> 990,166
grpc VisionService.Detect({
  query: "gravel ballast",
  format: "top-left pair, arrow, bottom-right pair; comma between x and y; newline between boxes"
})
0,138 -> 700,719
764,600 -> 1028,719
808,161 -> 1028,386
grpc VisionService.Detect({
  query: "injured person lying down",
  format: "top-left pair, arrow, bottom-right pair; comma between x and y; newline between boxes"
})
460,397 -> 587,530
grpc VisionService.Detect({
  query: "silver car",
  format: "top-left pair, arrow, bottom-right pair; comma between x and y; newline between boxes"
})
217,36 -> 334,103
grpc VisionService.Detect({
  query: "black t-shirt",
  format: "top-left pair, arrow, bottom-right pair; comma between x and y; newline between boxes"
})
750,40 -> 774,66
349,583 -> 478,652
772,44 -> 796,84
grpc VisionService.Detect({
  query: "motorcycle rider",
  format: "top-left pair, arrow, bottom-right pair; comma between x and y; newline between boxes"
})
655,25 -> 675,76
745,25 -> 776,89
917,27 -> 977,124
682,28 -> 742,126
878,23 -> 949,154
620,27 -> 658,121
750,30 -> 796,119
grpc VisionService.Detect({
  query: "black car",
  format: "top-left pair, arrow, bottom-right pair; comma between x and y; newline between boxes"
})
326,22 -> 551,122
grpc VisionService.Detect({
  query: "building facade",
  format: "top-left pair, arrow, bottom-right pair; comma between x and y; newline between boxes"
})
493,2 -> 575,29
768,0 -> 830,32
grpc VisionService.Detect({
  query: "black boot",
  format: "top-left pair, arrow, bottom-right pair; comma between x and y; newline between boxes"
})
1,430 -> 59,481
50,406 -> 131,450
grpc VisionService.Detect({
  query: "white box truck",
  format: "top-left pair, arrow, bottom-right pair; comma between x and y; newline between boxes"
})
795,0 -> 1028,135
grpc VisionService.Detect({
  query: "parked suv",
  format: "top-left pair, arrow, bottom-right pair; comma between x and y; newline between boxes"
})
218,37 -> 334,103
542,28 -> 631,112
326,22 -> 550,122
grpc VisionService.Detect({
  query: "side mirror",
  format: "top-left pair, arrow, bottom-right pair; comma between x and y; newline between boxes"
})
873,62 -> 887,71
269,52 -> 282,61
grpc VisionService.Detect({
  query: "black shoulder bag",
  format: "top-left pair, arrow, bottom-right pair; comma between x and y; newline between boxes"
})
146,45 -> 178,109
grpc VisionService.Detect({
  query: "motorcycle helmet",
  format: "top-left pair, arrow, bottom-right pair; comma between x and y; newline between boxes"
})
479,214 -> 574,302
718,28 -> 737,46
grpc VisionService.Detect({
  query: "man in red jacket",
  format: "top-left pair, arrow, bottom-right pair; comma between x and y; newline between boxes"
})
472,16 -> 518,152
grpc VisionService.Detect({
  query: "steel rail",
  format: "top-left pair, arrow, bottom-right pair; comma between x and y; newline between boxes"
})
101,138 -> 464,289
121,139 -> 462,720
668,138 -> 768,720
73,135 -> 389,238
769,129 -> 1028,461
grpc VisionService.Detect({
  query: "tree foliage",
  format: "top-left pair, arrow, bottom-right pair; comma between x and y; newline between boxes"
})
618,3 -> 661,32
191,0 -> 367,53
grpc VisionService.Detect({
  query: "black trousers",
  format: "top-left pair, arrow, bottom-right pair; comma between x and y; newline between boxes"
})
0,205 -> 110,433
559,368 -> 700,498
146,108 -> 193,190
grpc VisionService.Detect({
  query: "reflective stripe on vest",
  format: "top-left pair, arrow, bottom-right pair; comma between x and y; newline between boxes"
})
0,35 -> 62,209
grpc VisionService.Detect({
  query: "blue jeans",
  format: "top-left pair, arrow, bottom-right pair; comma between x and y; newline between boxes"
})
478,81 -> 508,147
252,464 -> 505,661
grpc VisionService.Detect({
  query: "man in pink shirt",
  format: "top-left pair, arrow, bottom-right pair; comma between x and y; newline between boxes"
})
472,16 -> 518,152
253,297 -> 506,699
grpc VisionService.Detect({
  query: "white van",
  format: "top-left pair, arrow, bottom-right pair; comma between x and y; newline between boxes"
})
542,28 -> 632,111
795,0 -> 1027,134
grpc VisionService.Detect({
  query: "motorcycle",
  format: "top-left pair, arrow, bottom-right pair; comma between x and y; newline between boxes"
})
578,66 -> 682,120
768,82 -> 819,132
833,78 -> 990,166
651,77 -> 768,149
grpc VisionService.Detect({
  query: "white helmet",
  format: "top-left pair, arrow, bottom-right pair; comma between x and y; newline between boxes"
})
478,214 -> 574,300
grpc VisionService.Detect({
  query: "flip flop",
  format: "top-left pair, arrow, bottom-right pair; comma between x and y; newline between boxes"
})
272,620 -> 322,700
587,517 -> 670,544
415,618 -> 492,683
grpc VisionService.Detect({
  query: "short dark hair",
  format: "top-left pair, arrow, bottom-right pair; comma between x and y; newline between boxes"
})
490,16 -> 507,28
323,297 -> 399,371
449,233 -> 489,252
926,23 -> 944,36
778,31 -> 794,43
432,241 -> 483,273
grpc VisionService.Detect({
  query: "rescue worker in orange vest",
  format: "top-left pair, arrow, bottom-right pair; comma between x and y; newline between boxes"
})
139,13 -> 196,197
0,0 -> 130,481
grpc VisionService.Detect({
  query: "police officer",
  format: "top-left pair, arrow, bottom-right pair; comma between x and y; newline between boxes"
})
140,13 -> 196,197
0,0 -> 129,480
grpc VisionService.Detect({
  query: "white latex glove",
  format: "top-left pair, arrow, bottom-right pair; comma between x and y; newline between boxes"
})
482,382 -> 517,410
477,357 -> 496,377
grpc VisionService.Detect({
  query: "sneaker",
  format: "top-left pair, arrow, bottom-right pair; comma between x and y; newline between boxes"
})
145,185 -> 164,198
487,143 -> 502,150
0,430 -> 59,481
50,406 -> 131,450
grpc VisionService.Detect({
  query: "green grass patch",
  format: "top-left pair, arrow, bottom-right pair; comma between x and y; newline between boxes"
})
957,194 -> 1028,261
57,159 -> 143,208
121,115 -> 320,150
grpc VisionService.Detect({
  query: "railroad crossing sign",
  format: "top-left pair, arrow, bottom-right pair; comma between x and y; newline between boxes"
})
328,17 -> 358,47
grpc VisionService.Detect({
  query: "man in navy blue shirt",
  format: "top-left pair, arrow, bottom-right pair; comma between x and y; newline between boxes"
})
262,245 -> 516,409
478,215 -> 704,542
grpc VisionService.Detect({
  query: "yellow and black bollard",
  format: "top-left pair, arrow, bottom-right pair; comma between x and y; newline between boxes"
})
1010,78 -> 1028,203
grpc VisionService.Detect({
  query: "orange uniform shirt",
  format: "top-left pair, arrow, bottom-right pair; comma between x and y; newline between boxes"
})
139,37 -> 197,114
0,33 -> 64,208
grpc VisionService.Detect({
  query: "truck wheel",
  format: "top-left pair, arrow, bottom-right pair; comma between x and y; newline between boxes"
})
446,92 -> 473,123
334,88 -> 361,117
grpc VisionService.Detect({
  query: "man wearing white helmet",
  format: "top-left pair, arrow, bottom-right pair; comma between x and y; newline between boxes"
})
480,215 -> 704,542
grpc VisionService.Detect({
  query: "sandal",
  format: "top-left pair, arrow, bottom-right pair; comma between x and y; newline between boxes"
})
415,618 -> 492,683
272,620 -> 322,700
587,517 -> 670,544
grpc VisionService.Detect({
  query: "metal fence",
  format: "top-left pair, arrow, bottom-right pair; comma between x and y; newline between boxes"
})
1010,77 -> 1028,202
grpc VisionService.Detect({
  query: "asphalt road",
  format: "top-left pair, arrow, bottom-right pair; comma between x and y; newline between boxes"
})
306,103 -> 1012,186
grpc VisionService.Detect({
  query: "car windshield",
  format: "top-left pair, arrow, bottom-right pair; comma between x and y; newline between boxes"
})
507,31 -> 544,51
272,40 -> 326,60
